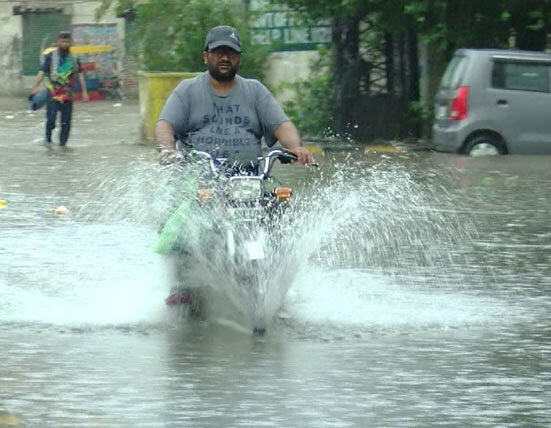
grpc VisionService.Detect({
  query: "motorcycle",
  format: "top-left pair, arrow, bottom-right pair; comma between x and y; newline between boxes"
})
156,148 -> 304,334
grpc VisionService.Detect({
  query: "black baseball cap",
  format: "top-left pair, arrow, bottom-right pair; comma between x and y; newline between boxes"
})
204,25 -> 242,53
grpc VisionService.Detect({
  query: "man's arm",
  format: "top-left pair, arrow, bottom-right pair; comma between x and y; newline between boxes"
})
155,83 -> 189,165
31,53 -> 51,94
75,58 -> 88,101
155,120 -> 177,151
155,120 -> 180,165
274,120 -> 313,165
30,72 -> 44,95
78,73 -> 89,101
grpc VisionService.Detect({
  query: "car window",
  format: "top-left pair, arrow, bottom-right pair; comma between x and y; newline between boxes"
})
491,61 -> 551,92
440,55 -> 468,89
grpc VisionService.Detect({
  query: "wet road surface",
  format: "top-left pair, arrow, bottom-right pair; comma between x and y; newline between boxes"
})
1,98 -> 550,427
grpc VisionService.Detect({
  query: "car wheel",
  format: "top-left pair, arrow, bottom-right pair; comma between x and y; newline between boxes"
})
464,135 -> 504,157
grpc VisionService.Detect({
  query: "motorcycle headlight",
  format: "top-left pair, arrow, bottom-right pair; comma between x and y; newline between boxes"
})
228,178 -> 262,201
274,187 -> 293,200
196,188 -> 214,201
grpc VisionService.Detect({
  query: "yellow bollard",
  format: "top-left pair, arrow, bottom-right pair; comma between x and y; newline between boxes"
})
138,71 -> 201,142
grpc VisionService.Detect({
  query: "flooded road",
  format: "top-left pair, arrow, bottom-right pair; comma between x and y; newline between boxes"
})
1,98 -> 550,427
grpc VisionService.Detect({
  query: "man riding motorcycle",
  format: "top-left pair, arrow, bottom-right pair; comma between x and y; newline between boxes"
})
155,25 -> 314,322
155,25 -> 313,167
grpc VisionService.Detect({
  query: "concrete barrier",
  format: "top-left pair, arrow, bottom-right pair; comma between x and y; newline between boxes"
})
138,71 -> 201,142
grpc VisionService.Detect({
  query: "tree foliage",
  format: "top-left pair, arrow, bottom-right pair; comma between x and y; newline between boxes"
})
406,0 -> 551,52
274,0 -> 551,139
96,0 -> 271,79
277,0 -> 551,53
277,46 -> 335,138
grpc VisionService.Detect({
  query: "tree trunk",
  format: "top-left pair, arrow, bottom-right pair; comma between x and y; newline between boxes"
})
398,30 -> 407,103
407,27 -> 421,137
384,33 -> 394,95
332,17 -> 361,134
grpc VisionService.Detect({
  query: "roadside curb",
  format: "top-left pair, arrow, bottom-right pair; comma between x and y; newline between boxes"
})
304,143 -> 433,155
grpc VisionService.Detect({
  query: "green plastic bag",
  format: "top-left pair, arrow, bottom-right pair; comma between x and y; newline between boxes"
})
154,172 -> 199,254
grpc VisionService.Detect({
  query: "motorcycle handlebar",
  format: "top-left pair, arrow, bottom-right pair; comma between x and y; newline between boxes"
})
173,149 -> 317,178
269,149 -> 297,164
190,149 -> 296,162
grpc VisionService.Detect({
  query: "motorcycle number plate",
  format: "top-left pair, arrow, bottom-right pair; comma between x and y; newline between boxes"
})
244,240 -> 265,260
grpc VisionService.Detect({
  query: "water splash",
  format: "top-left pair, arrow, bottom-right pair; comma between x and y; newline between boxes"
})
0,153 -> 498,332
284,267 -> 513,336
0,222 -> 170,326
143,155 -> 481,332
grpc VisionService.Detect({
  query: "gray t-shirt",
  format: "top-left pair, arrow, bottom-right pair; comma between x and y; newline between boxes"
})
159,71 -> 289,160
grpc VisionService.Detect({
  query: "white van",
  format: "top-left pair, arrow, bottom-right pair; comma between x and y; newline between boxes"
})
432,49 -> 551,155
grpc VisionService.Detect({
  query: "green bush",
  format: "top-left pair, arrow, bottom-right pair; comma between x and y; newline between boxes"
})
278,46 -> 336,139
100,0 -> 270,80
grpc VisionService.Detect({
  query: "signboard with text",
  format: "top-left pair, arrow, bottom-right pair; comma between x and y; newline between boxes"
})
249,0 -> 331,51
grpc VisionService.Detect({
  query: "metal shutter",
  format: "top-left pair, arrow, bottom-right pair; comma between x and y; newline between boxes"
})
22,13 -> 71,75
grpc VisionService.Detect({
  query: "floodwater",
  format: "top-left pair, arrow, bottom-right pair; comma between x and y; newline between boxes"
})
1,99 -> 550,427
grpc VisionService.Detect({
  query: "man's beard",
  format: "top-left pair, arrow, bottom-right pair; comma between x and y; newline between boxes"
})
208,62 -> 238,81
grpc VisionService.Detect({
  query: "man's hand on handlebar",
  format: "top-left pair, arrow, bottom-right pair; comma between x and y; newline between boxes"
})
159,149 -> 183,166
288,147 -> 314,165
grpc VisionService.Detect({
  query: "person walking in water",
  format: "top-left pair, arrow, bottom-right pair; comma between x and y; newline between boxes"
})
30,31 -> 89,146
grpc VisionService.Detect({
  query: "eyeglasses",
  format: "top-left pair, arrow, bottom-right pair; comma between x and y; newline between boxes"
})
208,47 -> 240,59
